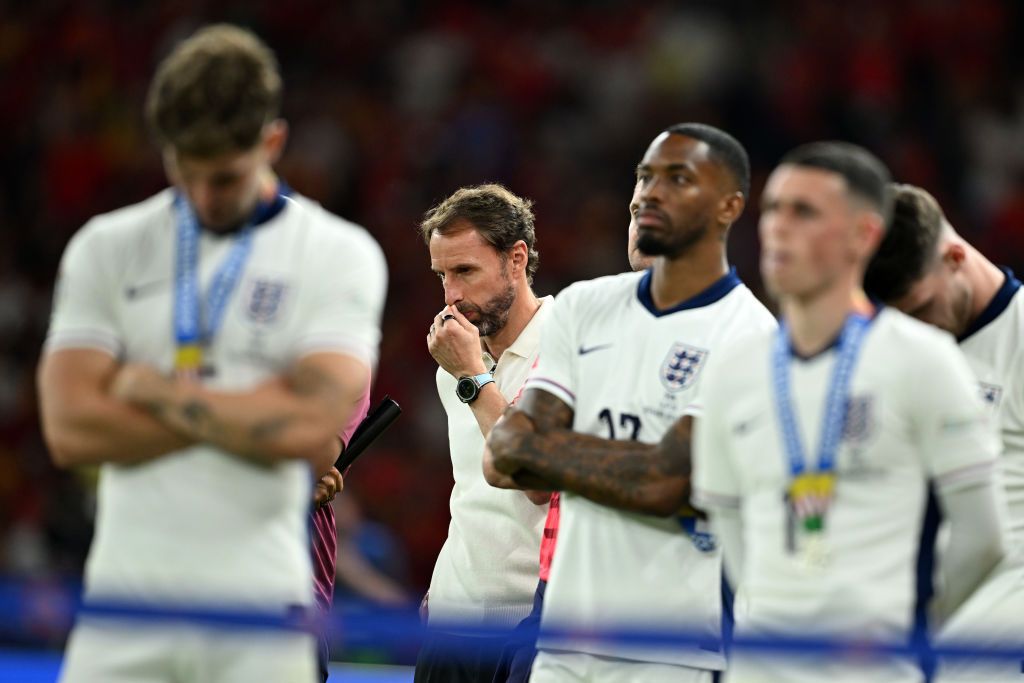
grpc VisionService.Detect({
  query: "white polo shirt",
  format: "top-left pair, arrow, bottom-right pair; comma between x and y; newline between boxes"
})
45,188 -> 387,610
427,296 -> 553,629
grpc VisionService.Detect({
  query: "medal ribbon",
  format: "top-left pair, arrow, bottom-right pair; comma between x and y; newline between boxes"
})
173,193 -> 257,378
772,313 -> 871,532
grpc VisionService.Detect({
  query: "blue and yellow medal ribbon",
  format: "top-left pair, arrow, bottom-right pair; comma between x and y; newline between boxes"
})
172,193 -> 256,379
772,313 -> 871,536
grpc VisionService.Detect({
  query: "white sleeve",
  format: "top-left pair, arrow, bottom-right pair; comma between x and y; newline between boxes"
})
44,221 -> 122,357
692,355 -> 742,510
522,288 -> 577,409
913,334 -> 1001,491
290,229 -> 388,369
710,505 -> 745,588
687,304 -> 778,419
933,479 -> 1007,620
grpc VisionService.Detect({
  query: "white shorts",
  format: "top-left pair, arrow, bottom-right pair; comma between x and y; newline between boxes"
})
934,556 -> 1024,683
58,617 -> 317,683
529,650 -> 713,683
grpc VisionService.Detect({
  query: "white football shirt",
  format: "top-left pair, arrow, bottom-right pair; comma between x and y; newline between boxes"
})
694,308 -> 999,683
45,188 -> 387,609
929,269 -> 1024,683
526,268 -> 776,669
959,268 -> 1024,543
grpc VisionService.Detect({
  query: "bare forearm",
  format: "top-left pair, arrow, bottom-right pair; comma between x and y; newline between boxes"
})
44,398 -> 192,467
468,383 -> 508,439
139,381 -> 340,467
497,427 -> 688,516
38,350 -> 193,468
488,392 -> 693,516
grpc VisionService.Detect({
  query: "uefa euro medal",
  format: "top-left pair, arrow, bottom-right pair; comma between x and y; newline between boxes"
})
789,472 -> 835,572
774,313 -> 869,573
800,533 -> 831,572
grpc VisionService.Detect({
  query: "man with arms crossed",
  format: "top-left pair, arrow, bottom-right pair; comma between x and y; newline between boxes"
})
693,143 -> 1004,682
490,179 -> 657,683
866,183 -> 1024,682
416,184 -> 552,682
487,123 -> 776,682
38,25 -> 386,683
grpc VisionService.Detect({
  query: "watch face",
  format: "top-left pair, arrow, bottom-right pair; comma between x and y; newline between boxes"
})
456,377 -> 477,402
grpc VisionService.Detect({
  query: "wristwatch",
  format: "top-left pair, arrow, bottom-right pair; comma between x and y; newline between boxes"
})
456,372 -> 495,404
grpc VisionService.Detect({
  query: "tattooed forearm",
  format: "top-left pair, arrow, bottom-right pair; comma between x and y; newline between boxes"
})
289,363 -> 345,403
126,356 -> 357,466
182,400 -> 213,430
516,389 -> 574,433
490,388 -> 693,517
525,426 -> 691,516
250,415 -> 294,442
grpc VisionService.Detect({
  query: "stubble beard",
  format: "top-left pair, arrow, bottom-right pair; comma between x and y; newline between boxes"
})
636,212 -> 711,260
459,277 -> 517,338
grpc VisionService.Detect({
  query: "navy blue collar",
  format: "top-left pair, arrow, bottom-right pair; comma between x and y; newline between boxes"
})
958,266 -> 1022,342
200,180 -> 291,235
789,303 -> 883,362
637,266 -> 742,317
250,180 -> 291,227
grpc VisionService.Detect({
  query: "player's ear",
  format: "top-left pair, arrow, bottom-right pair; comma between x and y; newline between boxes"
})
855,210 -> 885,258
162,148 -> 182,186
509,240 -> 528,277
942,242 -> 967,272
717,192 -> 745,227
262,119 -> 289,165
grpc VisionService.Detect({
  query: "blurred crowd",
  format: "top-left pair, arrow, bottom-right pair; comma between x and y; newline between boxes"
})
1,0 -> 1023,606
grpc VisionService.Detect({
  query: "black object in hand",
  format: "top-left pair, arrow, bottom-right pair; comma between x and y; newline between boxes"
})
335,396 -> 401,471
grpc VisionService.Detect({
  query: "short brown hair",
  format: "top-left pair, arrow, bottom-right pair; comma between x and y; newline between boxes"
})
864,183 -> 946,302
146,24 -> 282,157
419,184 -> 540,283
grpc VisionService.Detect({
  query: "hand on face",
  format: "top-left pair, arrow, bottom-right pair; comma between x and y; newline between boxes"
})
427,305 -> 489,378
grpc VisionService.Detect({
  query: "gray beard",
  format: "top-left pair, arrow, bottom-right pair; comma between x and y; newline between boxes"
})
460,281 -> 516,338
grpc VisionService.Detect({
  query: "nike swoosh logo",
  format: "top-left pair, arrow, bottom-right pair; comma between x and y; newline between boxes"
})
124,280 -> 168,299
732,416 -> 761,435
578,343 -> 613,356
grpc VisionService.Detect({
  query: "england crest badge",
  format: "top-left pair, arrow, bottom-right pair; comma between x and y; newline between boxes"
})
842,395 -> 874,444
660,343 -> 708,392
246,278 -> 288,324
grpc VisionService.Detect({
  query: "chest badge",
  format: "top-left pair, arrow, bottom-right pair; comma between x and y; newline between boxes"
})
660,342 -> 708,392
842,395 -> 875,445
246,279 -> 288,324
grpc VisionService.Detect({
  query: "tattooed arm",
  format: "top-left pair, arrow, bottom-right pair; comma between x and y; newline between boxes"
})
111,352 -> 365,473
486,388 -> 693,517
38,348 -> 195,468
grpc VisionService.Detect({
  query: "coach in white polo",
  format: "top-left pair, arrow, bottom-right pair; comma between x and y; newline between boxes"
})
416,184 -> 551,683
38,25 -> 386,683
